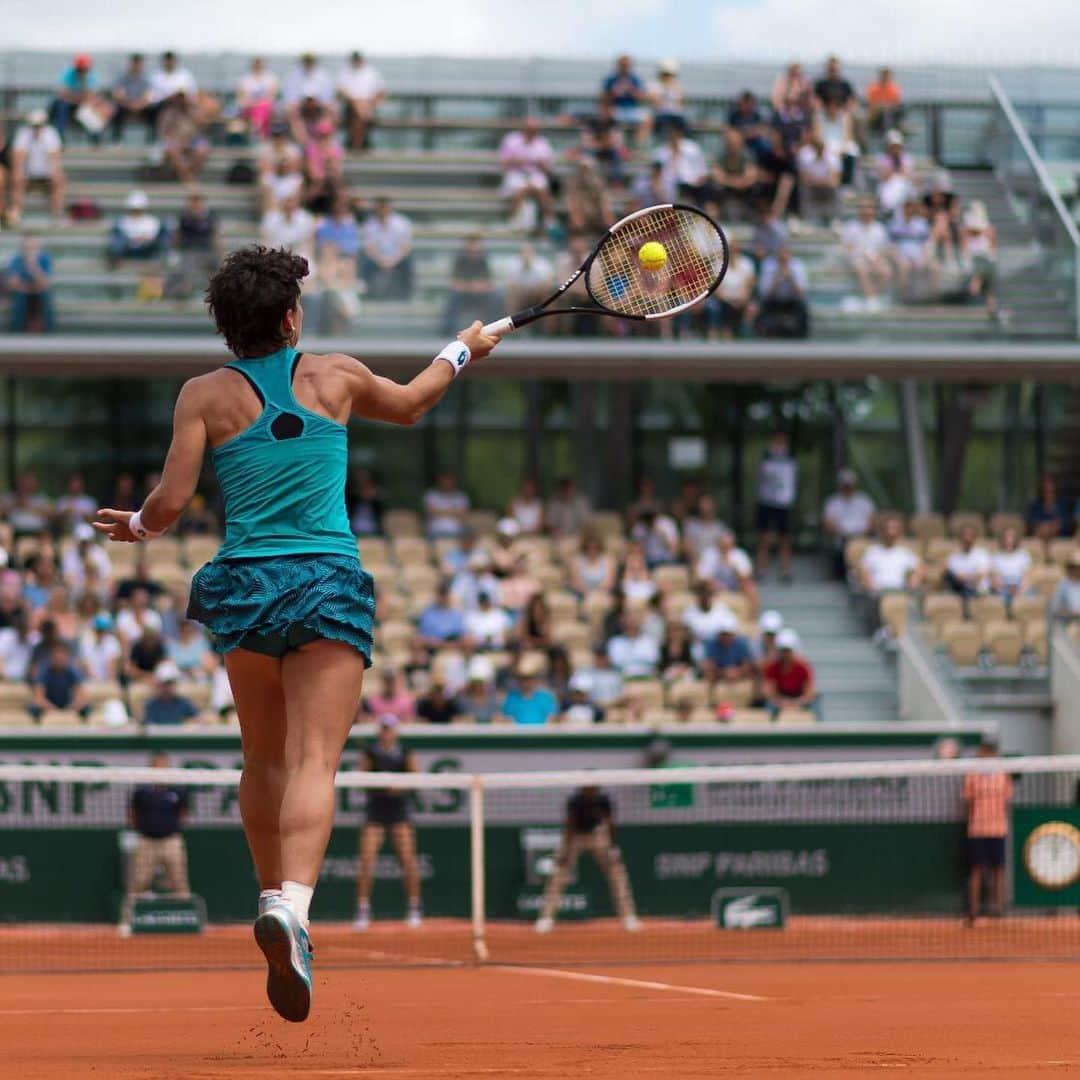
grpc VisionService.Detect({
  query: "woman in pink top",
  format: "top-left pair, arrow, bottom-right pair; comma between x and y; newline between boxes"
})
962,739 -> 1014,925
303,119 -> 344,213
362,667 -> 416,723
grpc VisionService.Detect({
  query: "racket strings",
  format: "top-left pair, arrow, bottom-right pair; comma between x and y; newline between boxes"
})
586,207 -> 727,318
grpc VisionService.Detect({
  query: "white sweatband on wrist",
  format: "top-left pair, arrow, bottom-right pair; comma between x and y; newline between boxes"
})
433,341 -> 471,378
128,510 -> 164,542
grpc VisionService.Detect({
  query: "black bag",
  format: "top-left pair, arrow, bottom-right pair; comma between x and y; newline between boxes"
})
226,159 -> 257,185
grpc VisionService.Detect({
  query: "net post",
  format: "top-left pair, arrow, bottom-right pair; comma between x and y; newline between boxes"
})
469,775 -> 488,963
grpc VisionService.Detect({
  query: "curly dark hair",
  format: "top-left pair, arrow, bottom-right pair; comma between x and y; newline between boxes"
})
205,246 -> 309,357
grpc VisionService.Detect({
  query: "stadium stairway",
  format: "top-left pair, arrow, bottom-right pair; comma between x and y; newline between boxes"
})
758,558 -> 899,723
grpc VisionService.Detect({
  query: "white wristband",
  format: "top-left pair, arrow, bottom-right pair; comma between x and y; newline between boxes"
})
128,509 -> 164,542
433,341 -> 471,378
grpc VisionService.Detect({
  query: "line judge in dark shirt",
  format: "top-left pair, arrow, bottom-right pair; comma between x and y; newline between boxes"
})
119,752 -> 191,933
442,234 -> 501,335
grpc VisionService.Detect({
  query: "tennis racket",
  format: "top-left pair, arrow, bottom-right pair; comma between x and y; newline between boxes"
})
482,203 -> 728,337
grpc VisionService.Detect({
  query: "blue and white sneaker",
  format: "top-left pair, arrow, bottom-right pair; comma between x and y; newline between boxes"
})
253,904 -> 313,1023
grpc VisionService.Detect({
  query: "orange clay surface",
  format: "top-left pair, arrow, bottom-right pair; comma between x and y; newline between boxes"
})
3,958 -> 1080,1077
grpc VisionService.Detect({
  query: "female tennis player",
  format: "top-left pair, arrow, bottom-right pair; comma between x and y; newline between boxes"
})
94,246 -> 500,1023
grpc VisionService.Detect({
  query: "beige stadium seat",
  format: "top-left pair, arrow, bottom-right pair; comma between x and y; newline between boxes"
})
379,620 -> 415,652
545,590 -> 580,620
177,680 -> 211,710
535,565 -> 568,591
983,620 -> 1023,666
926,538 -> 960,563
1020,538 -> 1046,564
127,681 -> 154,721
1011,595 -> 1047,632
586,512 -> 624,539
711,679 -> 755,708
553,535 -> 581,566
0,706 -> 31,727
654,565 -> 690,593
969,595 -> 1007,629
989,513 -> 1026,540
941,620 -> 981,666
148,536 -> 182,563
569,648 -> 594,673
622,680 -> 665,710
1024,620 -> 1048,664
181,537 -> 220,567
1029,566 -> 1064,599
603,707 -> 633,725
466,510 -> 498,536
909,512 -> 945,541
393,536 -> 433,565
582,592 -> 614,632
358,537 -> 391,564
923,593 -> 963,634
845,536 -> 871,569
604,536 -> 628,562
0,682 -> 31,709
663,590 -> 695,619
666,679 -> 709,709
723,594 -> 752,623
921,560 -> 945,591
729,708 -> 772,726
1048,540 -> 1079,568
641,708 -> 677,727
685,706 -> 718,725
402,564 -> 441,595
39,709 -> 85,729
947,512 -> 986,538
375,588 -> 408,621
519,537 -> 554,563
383,509 -> 421,537
551,620 -> 592,652
775,708 -> 818,726
84,680 -> 124,707
879,592 -> 909,638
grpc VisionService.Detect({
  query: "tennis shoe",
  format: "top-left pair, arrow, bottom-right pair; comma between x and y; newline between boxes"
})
352,904 -> 371,932
406,906 -> 423,929
254,904 -> 313,1023
534,916 -> 554,934
622,915 -> 643,933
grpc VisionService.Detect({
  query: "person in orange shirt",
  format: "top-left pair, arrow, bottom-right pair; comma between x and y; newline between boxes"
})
866,67 -> 904,137
962,738 -> 1014,925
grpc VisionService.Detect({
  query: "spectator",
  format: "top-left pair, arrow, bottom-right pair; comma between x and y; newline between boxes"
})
647,59 -> 686,138
698,527 -> 757,610
578,100 -> 627,188
748,204 -> 789,268
577,644 -> 624,708
5,471 -> 51,536
570,533 -> 616,596
0,610 -> 38,681
170,190 -> 220,297
705,236 -> 755,340
944,525 -> 991,599
7,233 -> 55,333
841,199 -> 892,312
564,155 -> 614,237
362,667 -> 417,723
1050,552 -> 1080,620
1028,473 -> 1071,541
464,589 -> 512,650
755,430 -> 798,581
683,495 -> 726,559
110,54 -> 154,143
54,474 -> 97,531
876,131 -> 916,215
502,656 -> 559,726
423,471 -> 470,538
9,110 -> 66,225
508,477 -> 544,536
711,130 -> 760,223
455,657 -> 503,724
631,160 -> 676,210
860,516 -> 923,593
925,177 -> 962,267
498,553 -> 539,615
866,67 -> 905,138
282,53 -> 337,142
167,619 -> 210,680
107,190 -> 168,268
752,609 -> 785,665
147,52 -> 197,133
560,672 -> 605,725
301,118 -> 344,215
680,579 -> 735,649
654,127 -> 709,206
348,469 -> 384,537
490,517 -> 524,576
497,118 -> 555,232
505,243 -> 554,316
28,643 -> 90,721
889,197 -> 938,300
236,56 -> 279,140
763,629 -> 819,715
53,54 -> 112,142
703,611 -> 755,684
961,200 -> 1000,321
772,62 -> 812,113
127,626 -> 167,684
990,528 -> 1033,602
756,246 -> 810,339
445,535 -> 497,609
619,545 -> 657,605
417,582 -> 467,649
361,197 -> 414,299
143,661 -> 199,726
601,55 -> 650,147
158,93 -> 210,182
814,98 -> 859,186
416,678 -> 458,724
963,739 -> 1012,925
823,469 -> 877,579
630,508 -> 681,568
260,190 -> 317,265
337,51 -> 386,151
813,55 -> 856,114
443,234 -> 500,335
795,134 -> 841,225
546,477 -> 591,537
257,121 -> 304,212
606,610 -> 660,678
728,90 -> 774,163
518,593 -> 553,650
628,476 -> 662,524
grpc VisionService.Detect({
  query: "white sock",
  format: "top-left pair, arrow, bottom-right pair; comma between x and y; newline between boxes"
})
258,888 -> 282,915
281,880 -> 314,928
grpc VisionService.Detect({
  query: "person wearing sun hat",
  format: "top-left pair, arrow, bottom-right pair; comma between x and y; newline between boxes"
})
9,108 -> 66,224
501,653 -> 559,726
762,628 -> 819,716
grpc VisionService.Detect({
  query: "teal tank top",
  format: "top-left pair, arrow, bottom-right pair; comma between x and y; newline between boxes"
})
212,346 -> 358,562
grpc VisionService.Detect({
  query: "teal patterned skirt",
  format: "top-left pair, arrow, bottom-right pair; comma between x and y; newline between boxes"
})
187,554 -> 375,664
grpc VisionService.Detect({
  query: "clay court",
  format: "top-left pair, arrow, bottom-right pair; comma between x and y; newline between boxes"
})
4,919 -> 1080,1077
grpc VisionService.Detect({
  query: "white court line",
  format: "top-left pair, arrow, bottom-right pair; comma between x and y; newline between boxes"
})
491,964 -> 768,1002
0,1004 -> 264,1016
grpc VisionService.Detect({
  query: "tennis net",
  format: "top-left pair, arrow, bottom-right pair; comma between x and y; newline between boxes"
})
2,755 -> 1080,972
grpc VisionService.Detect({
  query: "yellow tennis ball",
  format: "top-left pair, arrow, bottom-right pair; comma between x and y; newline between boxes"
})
638,241 -> 668,272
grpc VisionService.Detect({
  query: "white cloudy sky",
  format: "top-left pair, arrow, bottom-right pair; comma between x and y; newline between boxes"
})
4,0 -> 1078,63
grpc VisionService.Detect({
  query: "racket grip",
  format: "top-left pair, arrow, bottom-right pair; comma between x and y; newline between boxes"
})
482,317 -> 515,339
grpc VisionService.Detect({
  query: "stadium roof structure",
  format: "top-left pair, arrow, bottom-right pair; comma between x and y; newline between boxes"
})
3,336 -> 1080,382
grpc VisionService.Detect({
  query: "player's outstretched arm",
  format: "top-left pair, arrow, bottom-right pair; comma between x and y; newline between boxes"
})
348,321 -> 500,426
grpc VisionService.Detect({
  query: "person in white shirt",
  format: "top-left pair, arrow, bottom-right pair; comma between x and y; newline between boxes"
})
236,56 -> 279,140
508,477 -> 544,536
116,589 -> 164,646
944,525 -> 991,599
823,469 -> 876,579
282,53 -> 337,140
697,528 -> 757,609
755,431 -> 798,581
361,197 -> 414,299
0,612 -> 39,681
10,111 -> 66,222
546,477 -> 591,537
497,118 -> 555,229
860,517 -> 922,593
707,236 -> 755,339
606,610 -> 660,678
683,494 -> 727,559
463,591 -> 512,649
60,523 -> 112,593
147,52 -> 197,133
505,243 -> 554,314
423,472 -> 470,538
653,128 -> 709,204
630,509 -> 680,567
681,580 -> 737,646
79,612 -> 123,682
53,472 -> 97,529
337,52 -> 386,151
990,528 -> 1032,600
260,191 -> 317,266
795,134 -> 841,225
842,200 -> 892,311
107,189 -> 167,266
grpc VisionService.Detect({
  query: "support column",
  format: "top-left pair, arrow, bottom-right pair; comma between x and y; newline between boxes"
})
900,378 -> 932,513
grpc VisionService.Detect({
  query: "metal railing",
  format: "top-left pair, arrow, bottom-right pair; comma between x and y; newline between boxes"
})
897,619 -> 968,729
987,75 -> 1080,339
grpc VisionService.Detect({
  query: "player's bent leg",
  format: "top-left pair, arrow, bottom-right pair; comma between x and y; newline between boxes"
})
536,835 -> 581,932
227,647 -> 289,893
391,822 -> 422,927
595,834 -> 641,931
354,823 -> 385,930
